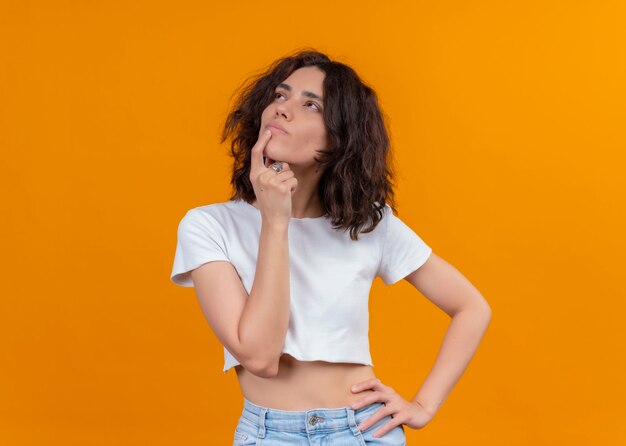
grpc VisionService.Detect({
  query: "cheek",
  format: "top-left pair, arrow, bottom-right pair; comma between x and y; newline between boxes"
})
262,105 -> 276,121
302,122 -> 327,145
262,107 -> 272,121
298,133 -> 324,149
313,128 -> 328,148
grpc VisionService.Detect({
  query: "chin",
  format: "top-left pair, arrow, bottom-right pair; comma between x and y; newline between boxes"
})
265,143 -> 284,159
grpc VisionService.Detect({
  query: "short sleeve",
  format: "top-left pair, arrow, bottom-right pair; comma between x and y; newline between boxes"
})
376,205 -> 432,286
170,208 -> 230,287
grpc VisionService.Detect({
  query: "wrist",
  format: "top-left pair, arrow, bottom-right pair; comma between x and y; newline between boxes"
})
261,220 -> 289,233
411,398 -> 438,419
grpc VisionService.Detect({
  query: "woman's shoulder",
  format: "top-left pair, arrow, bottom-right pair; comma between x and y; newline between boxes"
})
182,199 -> 257,227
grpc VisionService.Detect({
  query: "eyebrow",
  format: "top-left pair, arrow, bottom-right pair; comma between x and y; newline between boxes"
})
276,83 -> 324,102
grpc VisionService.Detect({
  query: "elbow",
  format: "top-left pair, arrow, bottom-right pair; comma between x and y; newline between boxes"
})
473,293 -> 492,318
461,297 -> 492,322
237,338 -> 280,378
243,356 -> 280,378
474,298 -> 492,319
481,297 -> 492,319
257,363 -> 280,378
477,299 -> 492,326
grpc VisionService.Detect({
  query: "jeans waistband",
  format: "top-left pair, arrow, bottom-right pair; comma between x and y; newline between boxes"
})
241,396 -> 385,433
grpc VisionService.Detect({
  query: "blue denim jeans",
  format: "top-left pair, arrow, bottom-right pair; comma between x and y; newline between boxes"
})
233,396 -> 407,445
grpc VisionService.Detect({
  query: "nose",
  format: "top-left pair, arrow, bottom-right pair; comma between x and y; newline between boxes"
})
274,100 -> 291,120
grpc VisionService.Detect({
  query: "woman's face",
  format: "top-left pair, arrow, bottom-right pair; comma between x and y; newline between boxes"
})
259,66 -> 328,169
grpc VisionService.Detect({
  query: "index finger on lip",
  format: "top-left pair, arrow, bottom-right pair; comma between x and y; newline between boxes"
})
251,129 -> 272,173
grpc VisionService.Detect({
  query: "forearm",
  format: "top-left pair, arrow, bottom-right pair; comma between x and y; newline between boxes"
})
412,304 -> 492,417
238,220 -> 290,374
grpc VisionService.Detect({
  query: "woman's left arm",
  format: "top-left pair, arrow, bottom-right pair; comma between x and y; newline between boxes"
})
350,252 -> 492,437
405,251 -> 492,417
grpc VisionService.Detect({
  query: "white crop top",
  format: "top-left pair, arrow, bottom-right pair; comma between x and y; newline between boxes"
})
170,199 -> 432,373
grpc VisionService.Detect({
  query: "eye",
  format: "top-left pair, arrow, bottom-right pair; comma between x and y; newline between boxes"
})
273,92 -> 321,112
306,101 -> 321,111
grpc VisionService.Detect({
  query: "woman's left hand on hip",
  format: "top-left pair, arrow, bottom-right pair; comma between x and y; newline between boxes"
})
350,378 -> 435,437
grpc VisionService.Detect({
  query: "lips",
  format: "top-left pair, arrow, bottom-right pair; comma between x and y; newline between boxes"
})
267,123 -> 287,134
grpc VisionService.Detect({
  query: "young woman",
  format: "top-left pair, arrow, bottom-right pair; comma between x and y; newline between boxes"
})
171,49 -> 492,445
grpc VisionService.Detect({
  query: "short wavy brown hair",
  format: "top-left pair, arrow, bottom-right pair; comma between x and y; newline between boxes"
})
221,48 -> 399,240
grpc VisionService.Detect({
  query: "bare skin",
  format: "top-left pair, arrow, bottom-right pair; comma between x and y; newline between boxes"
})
235,354 -> 377,410
241,199 -> 377,410
240,66 -> 376,410
239,198 -> 377,410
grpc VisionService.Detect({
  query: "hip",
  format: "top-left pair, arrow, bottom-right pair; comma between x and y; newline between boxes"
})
233,396 -> 406,446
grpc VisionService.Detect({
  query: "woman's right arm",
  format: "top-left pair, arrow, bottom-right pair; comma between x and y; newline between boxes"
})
238,220 -> 290,377
191,129 -> 296,378
191,219 -> 290,379
237,128 -> 297,376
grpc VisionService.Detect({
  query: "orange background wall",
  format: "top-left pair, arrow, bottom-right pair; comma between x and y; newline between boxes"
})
2,1 -> 624,445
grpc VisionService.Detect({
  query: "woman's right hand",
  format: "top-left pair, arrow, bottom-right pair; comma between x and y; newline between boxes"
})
249,128 -> 298,226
